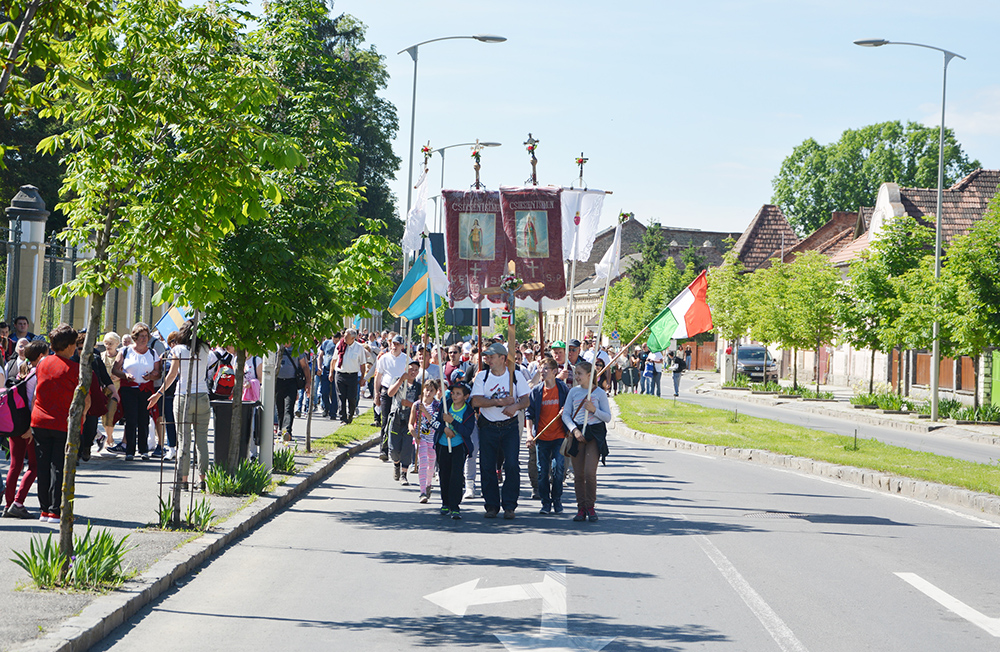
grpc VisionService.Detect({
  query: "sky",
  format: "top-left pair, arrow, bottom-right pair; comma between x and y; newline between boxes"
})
248,0 -> 1000,235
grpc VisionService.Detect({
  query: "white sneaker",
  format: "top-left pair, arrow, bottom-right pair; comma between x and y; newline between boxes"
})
164,447 -> 176,461
464,485 -> 475,499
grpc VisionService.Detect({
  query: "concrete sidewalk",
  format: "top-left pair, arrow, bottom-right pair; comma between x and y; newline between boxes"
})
2,398 -> 382,652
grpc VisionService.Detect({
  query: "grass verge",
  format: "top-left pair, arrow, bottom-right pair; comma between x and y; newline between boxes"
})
615,394 -> 1000,496
312,422 -> 378,451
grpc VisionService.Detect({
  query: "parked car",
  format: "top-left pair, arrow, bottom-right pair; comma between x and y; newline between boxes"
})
736,346 -> 778,383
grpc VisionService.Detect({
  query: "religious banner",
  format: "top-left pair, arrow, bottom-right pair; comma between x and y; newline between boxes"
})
498,186 -> 566,302
443,189 -> 506,303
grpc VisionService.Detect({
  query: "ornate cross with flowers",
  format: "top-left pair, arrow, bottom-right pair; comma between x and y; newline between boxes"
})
576,152 -> 589,187
524,133 -> 539,186
471,139 -> 484,189
421,141 -> 433,166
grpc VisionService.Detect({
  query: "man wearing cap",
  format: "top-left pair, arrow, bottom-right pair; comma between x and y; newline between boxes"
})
471,342 -> 530,519
331,328 -> 367,424
375,335 -> 408,460
551,341 -> 574,386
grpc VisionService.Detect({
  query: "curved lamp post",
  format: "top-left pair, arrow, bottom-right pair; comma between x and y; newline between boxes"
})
399,35 -> 506,234
430,141 -> 501,231
854,38 -> 965,422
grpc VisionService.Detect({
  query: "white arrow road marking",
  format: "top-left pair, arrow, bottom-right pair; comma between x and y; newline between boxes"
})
896,572 -> 1000,637
424,565 -> 615,651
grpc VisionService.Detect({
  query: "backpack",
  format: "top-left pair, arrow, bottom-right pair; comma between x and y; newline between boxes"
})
208,350 -> 236,397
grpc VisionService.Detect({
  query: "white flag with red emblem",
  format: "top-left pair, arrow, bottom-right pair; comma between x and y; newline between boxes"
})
560,188 -> 605,261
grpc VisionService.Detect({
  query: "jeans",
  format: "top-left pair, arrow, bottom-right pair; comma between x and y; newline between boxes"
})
320,367 -> 337,417
672,371 -> 682,396
336,371 -> 359,423
651,371 -> 662,397
478,418 -> 521,512
535,438 -> 565,510
640,375 -> 651,394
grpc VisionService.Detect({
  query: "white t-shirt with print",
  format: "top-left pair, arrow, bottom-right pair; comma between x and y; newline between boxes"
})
472,369 -> 530,422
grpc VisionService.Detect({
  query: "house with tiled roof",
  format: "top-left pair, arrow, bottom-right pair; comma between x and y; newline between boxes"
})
731,204 -> 800,272
758,211 -> 860,269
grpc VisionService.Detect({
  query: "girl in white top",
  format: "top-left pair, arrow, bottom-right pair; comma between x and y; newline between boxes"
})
561,361 -> 611,524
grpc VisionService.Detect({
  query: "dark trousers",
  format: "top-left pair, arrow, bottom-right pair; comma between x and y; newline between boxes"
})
120,386 -> 151,456
437,444 -> 467,511
32,428 -> 67,516
275,377 -> 298,434
478,418 -> 521,512
163,393 -> 177,447
81,414 -> 99,453
536,438 -> 566,510
320,367 -> 338,417
336,371 -> 359,423
379,388 -> 391,455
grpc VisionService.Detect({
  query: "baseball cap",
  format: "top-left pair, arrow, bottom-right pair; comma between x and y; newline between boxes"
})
568,339 -> 582,348
485,342 -> 508,357
551,340 -> 566,349
391,335 -> 404,344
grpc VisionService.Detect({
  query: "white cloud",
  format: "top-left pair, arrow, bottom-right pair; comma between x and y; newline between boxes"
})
920,86 -> 1000,137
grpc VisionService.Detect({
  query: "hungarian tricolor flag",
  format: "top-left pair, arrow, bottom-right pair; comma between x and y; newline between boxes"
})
646,270 -> 713,352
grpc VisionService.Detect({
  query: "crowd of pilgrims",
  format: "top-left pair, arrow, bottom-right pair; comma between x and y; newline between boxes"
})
0,314 -> 688,524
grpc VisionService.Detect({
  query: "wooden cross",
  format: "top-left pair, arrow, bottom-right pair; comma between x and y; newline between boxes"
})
482,260 -> 545,394
471,139 -> 484,189
524,133 -> 539,186
576,152 -> 589,187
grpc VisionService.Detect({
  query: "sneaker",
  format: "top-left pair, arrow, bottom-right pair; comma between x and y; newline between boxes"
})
503,510 -> 515,520
539,506 -> 551,515
150,446 -> 164,458
393,464 -> 401,481
573,509 -> 587,522
400,474 -> 409,486
125,455 -> 134,461
440,506 -> 450,515
78,448 -> 91,462
199,480 -> 206,492
42,512 -> 60,523
94,434 -> 106,450
419,493 -> 429,504
5,504 -> 31,519
108,442 -> 126,454
554,503 -> 564,514
141,453 -> 150,461
295,410 -> 302,418
451,510 -> 462,520
485,508 -> 499,519
164,448 -> 176,461
379,452 -> 389,462
463,486 -> 475,499
588,507 -> 599,522
530,491 -> 540,500
282,431 -> 292,443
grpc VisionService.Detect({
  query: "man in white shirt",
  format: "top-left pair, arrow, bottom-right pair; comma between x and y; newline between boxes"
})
331,328 -> 367,424
375,335 -> 408,460
583,343 -> 610,367
471,342 -> 530,519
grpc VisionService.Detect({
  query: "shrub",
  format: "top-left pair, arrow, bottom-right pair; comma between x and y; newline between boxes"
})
185,498 -> 215,532
723,374 -> 751,388
273,445 -> 297,475
12,524 -> 132,591
793,385 -> 835,400
850,393 -> 877,406
749,381 -> 783,392
206,460 -> 271,496
11,534 -> 64,589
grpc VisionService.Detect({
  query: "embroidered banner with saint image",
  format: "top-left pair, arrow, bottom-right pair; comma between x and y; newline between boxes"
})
498,186 -> 566,302
443,189 -> 506,303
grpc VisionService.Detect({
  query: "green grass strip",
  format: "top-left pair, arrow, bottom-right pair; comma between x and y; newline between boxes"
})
615,394 -> 1000,496
312,422 -> 379,450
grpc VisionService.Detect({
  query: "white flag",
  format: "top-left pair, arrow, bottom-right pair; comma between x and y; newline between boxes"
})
594,219 -> 622,280
401,168 -> 428,255
560,188 -> 605,261
427,249 -> 449,298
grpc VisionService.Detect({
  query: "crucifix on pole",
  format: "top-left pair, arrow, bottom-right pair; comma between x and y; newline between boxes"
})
471,139 -> 485,189
524,133 -> 539,186
575,152 -> 588,189
482,261 -> 544,394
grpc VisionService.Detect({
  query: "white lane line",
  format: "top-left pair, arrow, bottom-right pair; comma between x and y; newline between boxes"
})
693,532 -> 809,652
896,572 -> 1000,637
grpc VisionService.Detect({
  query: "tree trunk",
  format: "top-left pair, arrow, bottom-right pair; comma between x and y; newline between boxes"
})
227,348 -> 247,475
869,347 -> 876,395
973,354 -> 980,411
814,338 -> 821,394
897,347 -> 903,396
792,347 -> 798,390
59,291 -> 106,570
0,0 -> 42,98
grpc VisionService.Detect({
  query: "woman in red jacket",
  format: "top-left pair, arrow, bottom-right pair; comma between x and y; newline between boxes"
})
31,324 -> 91,523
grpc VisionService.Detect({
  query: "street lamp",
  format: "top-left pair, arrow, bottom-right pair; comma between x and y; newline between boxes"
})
398,35 -> 506,242
430,141 -> 501,231
854,38 -> 965,422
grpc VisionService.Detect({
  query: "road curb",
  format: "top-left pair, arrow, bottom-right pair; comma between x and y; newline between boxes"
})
14,434 -> 381,652
608,402 -> 1000,520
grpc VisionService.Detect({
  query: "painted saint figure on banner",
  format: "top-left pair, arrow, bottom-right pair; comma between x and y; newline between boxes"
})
516,210 -> 549,258
459,213 -> 495,261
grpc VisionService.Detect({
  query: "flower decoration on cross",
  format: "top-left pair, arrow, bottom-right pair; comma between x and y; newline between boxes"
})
618,211 -> 633,224
421,142 -> 432,165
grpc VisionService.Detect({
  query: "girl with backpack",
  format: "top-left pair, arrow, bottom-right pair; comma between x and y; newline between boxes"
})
409,378 -> 442,504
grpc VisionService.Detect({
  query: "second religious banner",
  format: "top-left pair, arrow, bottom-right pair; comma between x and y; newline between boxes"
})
498,186 -> 566,302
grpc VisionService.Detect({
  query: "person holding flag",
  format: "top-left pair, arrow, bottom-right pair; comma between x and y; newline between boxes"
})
562,360 -> 611,523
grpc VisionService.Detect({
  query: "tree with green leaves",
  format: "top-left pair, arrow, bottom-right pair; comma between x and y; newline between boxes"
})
36,0 -> 302,564
706,248 -> 748,346
603,276 -> 645,347
191,0 -> 397,466
785,251 -> 840,393
746,259 -> 795,382
772,121 -> 980,235
628,222 -> 665,297
837,252 -> 891,393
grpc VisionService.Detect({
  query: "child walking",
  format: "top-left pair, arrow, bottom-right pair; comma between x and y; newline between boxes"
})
410,378 -> 442,504
437,382 -> 476,519
562,361 -> 612,523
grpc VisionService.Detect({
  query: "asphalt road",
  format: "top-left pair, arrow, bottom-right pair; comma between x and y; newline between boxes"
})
93,430 -> 1000,651
677,391 -> 1000,466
